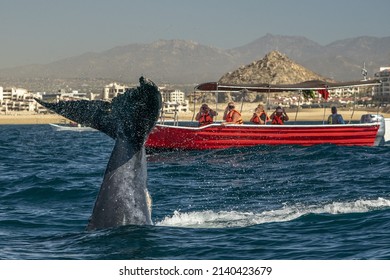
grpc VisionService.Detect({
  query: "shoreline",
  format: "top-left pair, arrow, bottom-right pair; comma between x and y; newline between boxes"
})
1,108 -> 389,125
0,113 -> 65,125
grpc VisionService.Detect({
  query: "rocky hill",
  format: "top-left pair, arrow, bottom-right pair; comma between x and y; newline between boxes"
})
219,50 -> 330,84
214,51 -> 332,103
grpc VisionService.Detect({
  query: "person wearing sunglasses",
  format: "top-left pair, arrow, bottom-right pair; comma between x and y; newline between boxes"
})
222,102 -> 243,125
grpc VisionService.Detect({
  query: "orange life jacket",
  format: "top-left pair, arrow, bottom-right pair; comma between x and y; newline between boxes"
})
250,112 -> 269,124
271,114 -> 285,125
225,110 -> 243,124
198,113 -> 214,126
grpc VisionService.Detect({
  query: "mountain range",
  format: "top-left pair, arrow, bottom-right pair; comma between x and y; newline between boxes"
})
1,34 -> 389,88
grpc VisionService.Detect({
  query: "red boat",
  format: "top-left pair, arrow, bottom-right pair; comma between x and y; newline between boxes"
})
146,79 -> 385,150
146,123 -> 380,150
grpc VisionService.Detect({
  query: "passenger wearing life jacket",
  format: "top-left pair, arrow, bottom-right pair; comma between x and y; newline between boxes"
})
222,102 -> 243,125
270,106 -> 289,125
195,103 -> 218,126
250,104 -> 269,125
327,106 -> 345,124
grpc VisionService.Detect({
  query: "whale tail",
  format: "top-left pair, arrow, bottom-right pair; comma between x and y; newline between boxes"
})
34,77 -> 162,140
36,77 -> 162,230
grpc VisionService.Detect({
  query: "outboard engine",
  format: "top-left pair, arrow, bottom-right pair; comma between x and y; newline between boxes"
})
360,114 -> 385,146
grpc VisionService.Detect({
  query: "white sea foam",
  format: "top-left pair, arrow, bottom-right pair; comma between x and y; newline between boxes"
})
156,197 -> 390,228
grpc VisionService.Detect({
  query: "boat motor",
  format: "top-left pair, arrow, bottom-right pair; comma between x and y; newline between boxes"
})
360,114 -> 385,146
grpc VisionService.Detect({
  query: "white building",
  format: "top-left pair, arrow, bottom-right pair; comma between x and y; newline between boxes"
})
329,86 -> 363,97
374,67 -> 390,99
102,82 -> 128,100
56,89 -> 89,100
168,90 -> 186,102
0,87 -> 28,101
0,87 -> 39,113
101,83 -> 190,113
162,89 -> 190,113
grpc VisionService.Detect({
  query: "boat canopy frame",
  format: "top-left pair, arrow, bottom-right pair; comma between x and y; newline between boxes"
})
191,79 -> 382,123
194,79 -> 381,93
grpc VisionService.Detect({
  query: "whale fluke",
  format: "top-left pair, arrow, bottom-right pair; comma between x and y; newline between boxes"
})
36,77 -> 162,230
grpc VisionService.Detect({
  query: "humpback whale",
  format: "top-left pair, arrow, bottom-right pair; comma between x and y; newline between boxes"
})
35,77 -> 162,230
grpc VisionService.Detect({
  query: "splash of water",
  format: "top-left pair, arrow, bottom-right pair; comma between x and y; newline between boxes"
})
156,197 -> 390,228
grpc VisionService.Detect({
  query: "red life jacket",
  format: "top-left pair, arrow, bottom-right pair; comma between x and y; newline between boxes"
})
272,114 -> 285,125
250,112 -> 269,124
198,113 -> 214,126
225,110 -> 243,124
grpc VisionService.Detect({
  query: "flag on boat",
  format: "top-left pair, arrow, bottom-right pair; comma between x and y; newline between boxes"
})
318,89 -> 329,100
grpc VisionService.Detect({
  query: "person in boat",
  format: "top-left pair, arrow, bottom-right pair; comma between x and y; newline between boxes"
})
270,106 -> 289,125
327,106 -> 345,124
195,103 -> 218,126
250,104 -> 269,125
222,102 -> 243,125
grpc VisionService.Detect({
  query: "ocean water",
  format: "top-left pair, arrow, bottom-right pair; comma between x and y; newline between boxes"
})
1,124 -> 390,260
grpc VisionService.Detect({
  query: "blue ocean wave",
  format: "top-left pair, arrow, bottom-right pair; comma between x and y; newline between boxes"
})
1,125 -> 390,259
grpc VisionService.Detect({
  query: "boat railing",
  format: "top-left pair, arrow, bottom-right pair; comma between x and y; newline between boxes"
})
159,102 -> 179,126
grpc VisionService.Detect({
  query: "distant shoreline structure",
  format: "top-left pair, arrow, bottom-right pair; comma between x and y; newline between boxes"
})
1,107 -> 389,125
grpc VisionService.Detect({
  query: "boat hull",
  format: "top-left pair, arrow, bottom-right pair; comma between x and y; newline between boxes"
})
145,123 -> 380,150
49,123 -> 97,132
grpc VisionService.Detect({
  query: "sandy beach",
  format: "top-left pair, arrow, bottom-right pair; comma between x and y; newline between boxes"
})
1,107 -> 389,125
0,112 -> 65,125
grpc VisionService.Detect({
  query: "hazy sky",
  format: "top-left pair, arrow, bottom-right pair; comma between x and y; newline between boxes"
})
1,0 -> 389,69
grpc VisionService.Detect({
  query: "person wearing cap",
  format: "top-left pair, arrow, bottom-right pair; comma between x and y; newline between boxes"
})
250,104 -> 269,125
222,102 -> 243,125
270,106 -> 289,125
327,106 -> 345,124
195,103 -> 218,126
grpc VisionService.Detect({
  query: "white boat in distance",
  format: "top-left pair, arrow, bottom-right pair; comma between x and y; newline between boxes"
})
49,123 -> 97,132
385,118 -> 390,142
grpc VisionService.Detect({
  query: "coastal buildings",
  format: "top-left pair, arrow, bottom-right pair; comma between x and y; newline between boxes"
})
1,74 -> 385,115
102,82 -> 128,100
101,83 -> 190,113
0,82 -> 190,115
374,67 -> 390,103
39,89 -> 91,102
0,86 -> 41,113
161,89 -> 190,113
